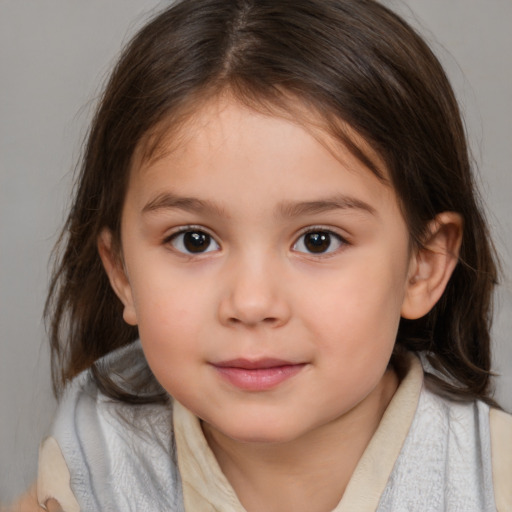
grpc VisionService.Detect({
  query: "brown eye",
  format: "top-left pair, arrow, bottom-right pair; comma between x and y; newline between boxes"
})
170,230 -> 220,254
293,230 -> 344,254
305,232 -> 330,252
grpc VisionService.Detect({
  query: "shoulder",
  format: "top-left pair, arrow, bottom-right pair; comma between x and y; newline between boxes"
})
418,380 -> 497,463
49,342 -> 174,477
52,341 -> 174,447
382,378 -> 497,509
419,386 -> 512,511
38,342 -> 182,511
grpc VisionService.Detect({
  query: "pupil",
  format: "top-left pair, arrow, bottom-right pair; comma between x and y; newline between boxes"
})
305,232 -> 331,253
184,231 -> 210,253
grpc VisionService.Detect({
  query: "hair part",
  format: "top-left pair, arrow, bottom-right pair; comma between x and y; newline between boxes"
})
46,0 -> 499,405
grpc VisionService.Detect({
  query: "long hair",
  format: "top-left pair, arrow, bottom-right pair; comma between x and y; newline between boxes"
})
46,0 -> 498,404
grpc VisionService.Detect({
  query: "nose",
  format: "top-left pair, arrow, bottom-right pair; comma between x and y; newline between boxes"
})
218,255 -> 291,328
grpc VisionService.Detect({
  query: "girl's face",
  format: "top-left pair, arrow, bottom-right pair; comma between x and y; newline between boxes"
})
112,98 -> 416,444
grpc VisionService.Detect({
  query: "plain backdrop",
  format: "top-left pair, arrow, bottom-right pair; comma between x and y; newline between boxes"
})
1,0 -> 511,501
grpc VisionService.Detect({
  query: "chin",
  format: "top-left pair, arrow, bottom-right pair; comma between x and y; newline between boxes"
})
212,420 -> 306,445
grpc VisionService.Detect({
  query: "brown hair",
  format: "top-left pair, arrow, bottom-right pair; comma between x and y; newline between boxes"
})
46,0 -> 499,405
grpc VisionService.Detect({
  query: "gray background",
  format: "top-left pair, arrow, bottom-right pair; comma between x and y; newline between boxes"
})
1,0 -> 511,502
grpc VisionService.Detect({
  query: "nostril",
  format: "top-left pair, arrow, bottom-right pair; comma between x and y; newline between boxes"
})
227,316 -> 278,327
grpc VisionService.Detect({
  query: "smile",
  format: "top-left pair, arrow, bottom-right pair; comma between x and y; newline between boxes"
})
211,359 -> 306,391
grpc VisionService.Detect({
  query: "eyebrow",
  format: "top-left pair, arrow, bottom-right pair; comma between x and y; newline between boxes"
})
277,195 -> 376,218
142,192 -> 228,217
142,192 -> 376,218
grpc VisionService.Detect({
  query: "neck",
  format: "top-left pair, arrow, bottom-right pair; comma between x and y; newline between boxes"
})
203,368 -> 399,512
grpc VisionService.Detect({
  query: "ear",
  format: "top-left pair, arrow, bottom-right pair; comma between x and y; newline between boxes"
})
401,212 -> 463,320
97,228 -> 138,326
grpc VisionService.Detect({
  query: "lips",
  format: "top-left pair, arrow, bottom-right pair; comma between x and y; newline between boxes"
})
211,358 -> 306,391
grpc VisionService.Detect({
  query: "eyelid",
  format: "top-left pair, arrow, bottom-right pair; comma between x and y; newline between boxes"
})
294,225 -> 350,242
163,224 -> 216,241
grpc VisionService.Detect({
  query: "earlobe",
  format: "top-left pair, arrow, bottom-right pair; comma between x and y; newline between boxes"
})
97,229 -> 138,326
401,212 -> 463,320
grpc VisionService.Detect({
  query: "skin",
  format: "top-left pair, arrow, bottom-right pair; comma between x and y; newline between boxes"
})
94,97 -> 461,512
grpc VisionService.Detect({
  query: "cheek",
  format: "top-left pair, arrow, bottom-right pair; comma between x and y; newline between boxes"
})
130,258 -> 213,327
129,274 -> 211,368
301,255 -> 407,354
136,295 -> 204,400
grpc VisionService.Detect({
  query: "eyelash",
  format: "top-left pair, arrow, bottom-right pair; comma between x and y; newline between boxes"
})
163,226 -> 349,256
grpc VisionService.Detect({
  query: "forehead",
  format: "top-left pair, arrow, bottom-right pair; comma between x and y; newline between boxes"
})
134,92 -> 388,177
126,96 -> 397,216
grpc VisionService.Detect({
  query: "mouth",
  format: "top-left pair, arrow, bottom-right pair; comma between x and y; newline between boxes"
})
211,358 -> 306,391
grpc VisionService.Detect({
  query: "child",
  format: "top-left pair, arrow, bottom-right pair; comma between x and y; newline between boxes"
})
16,0 -> 512,510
